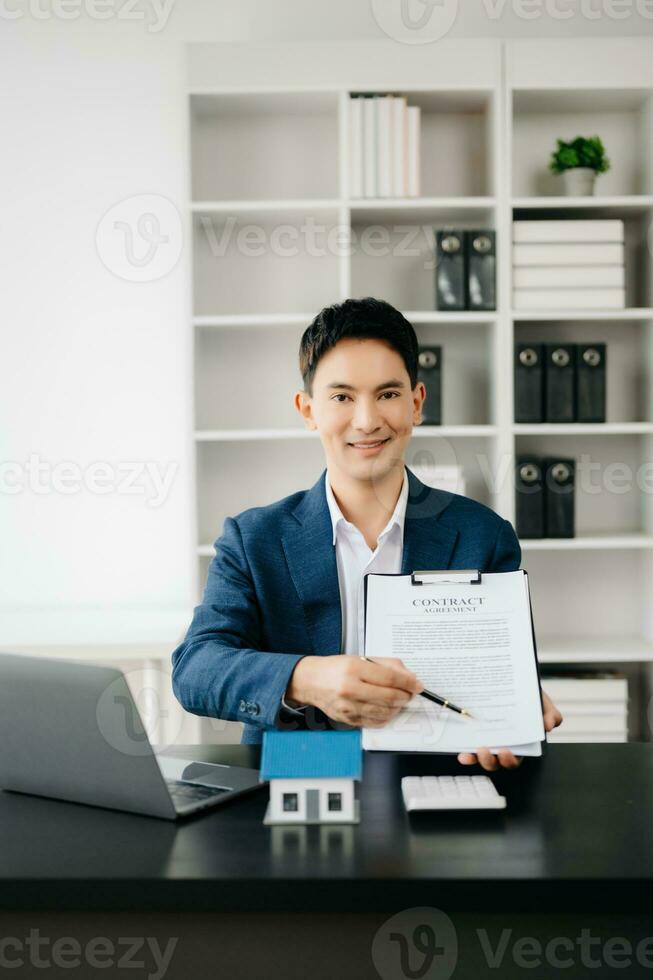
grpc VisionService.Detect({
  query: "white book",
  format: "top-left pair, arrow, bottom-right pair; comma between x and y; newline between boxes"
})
550,701 -> 627,716
349,97 -> 364,199
548,732 -> 628,743
513,287 -> 625,310
553,714 -> 627,734
392,96 -> 407,198
513,265 -> 625,289
406,105 -> 421,198
377,95 -> 393,198
513,243 -> 624,267
513,220 -> 625,244
542,676 -> 627,701
363,570 -> 544,755
363,97 -> 377,198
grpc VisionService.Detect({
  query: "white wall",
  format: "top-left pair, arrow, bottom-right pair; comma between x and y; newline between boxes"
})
0,20 -> 196,643
1,1 -> 652,644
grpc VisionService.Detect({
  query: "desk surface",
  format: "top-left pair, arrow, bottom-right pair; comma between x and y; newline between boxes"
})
2,744 -> 653,914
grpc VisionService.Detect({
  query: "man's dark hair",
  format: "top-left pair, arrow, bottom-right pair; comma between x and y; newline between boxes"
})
298,297 -> 418,396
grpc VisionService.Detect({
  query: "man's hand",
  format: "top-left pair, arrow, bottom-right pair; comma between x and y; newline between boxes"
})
457,688 -> 564,772
286,655 -> 423,728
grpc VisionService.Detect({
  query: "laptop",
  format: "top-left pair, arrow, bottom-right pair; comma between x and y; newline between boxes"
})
0,652 -> 262,820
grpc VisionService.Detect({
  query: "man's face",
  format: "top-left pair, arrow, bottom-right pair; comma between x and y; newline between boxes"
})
295,338 -> 425,484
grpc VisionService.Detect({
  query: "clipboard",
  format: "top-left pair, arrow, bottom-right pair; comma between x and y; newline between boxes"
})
362,568 -> 546,755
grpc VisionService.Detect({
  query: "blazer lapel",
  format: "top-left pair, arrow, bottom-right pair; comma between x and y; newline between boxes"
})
280,467 -> 458,654
401,467 -> 459,575
281,470 -> 342,656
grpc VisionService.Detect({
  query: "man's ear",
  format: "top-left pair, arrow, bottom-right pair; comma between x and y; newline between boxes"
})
412,382 -> 426,424
294,390 -> 317,430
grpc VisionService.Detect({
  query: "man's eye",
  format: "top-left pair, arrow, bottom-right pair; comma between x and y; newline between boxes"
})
331,391 -> 399,402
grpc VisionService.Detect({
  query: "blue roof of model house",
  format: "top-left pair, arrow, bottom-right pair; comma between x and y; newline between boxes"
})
260,730 -> 362,780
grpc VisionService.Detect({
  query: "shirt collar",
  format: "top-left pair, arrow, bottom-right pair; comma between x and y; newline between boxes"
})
325,468 -> 409,547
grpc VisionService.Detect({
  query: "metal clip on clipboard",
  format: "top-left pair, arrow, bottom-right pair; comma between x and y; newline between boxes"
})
410,569 -> 481,585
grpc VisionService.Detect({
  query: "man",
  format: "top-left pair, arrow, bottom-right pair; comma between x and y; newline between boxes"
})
172,298 -> 562,770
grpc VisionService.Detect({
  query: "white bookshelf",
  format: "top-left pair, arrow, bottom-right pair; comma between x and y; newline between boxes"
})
186,38 -> 653,742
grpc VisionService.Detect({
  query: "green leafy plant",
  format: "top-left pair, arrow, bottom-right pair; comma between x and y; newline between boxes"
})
549,136 -> 610,175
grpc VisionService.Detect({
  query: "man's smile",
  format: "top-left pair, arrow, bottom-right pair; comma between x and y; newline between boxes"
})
346,437 -> 391,454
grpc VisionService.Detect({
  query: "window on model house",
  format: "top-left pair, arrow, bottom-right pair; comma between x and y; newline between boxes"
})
327,792 -> 342,811
282,793 -> 298,812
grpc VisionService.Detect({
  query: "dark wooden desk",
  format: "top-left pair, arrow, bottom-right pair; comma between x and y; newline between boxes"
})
2,744 -> 653,979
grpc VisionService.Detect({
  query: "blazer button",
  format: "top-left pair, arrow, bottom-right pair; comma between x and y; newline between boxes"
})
239,699 -> 247,713
250,703 -> 260,716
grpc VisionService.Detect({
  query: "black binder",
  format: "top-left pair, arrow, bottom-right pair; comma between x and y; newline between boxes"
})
514,343 -> 544,423
418,346 -> 442,425
543,457 -> 575,538
545,343 -> 576,423
576,343 -> 606,423
466,230 -> 496,311
435,230 -> 465,310
515,456 -> 545,539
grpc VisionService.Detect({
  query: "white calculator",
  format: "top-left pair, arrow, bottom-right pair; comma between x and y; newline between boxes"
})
401,775 -> 507,811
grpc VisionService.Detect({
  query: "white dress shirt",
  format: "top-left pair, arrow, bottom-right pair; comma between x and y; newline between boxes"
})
325,468 -> 409,656
280,468 -> 409,715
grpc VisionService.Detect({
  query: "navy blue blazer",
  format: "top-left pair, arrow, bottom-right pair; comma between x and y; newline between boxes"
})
171,466 -> 521,744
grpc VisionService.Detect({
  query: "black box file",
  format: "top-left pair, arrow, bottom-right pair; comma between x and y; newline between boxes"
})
515,456 -> 545,539
514,343 -> 545,423
466,230 -> 496,311
576,343 -> 606,423
545,343 -> 576,424
543,457 -> 575,538
435,230 -> 465,311
418,346 -> 442,425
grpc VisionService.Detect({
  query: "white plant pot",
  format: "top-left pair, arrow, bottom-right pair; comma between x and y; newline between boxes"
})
561,167 -> 597,196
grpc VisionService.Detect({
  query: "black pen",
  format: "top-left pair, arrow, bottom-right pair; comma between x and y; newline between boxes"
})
363,656 -> 474,718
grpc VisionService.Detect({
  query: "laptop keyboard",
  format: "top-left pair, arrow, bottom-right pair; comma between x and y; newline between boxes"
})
166,779 -> 230,808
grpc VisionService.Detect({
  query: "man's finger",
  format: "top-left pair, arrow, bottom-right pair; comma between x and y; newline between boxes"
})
541,690 -> 563,731
496,749 -> 522,769
543,707 -> 563,732
335,680 -> 414,709
458,749 -> 522,769
476,747 -> 500,772
359,688 -> 413,709
357,703 -> 401,726
359,658 -> 423,694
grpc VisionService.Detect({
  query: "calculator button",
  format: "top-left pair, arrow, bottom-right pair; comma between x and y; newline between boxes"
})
401,775 -> 506,811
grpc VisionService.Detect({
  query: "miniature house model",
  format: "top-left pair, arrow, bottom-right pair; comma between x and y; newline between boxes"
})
261,730 -> 362,825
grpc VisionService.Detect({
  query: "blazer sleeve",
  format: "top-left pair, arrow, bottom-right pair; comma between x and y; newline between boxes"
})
171,516 -> 305,732
488,518 -> 522,572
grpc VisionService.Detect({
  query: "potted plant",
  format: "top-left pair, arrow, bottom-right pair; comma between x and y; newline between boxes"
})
548,136 -> 610,196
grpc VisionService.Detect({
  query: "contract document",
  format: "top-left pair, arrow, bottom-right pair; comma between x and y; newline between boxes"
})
362,570 -> 545,755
